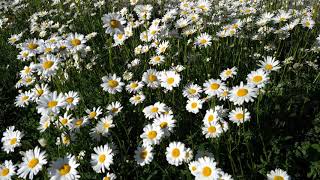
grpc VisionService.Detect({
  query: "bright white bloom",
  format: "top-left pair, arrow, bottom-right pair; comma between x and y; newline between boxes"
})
159,71 -> 181,90
247,69 -> 269,88
140,124 -> 164,146
183,83 -> 203,98
153,114 -> 176,137
0,160 -> 16,179
134,145 -> 154,166
143,102 -> 166,119
220,67 -> 237,81
202,122 -> 223,138
194,156 -> 219,179
267,168 -> 290,180
90,144 -> 114,173
48,155 -> 80,180
101,74 -> 125,94
186,98 -> 204,114
166,141 -> 186,166
1,126 -> 23,153
37,91 -> 65,115
195,33 -> 212,48
102,13 -> 126,35
203,79 -> 226,97
229,82 -> 258,105
259,56 -> 281,72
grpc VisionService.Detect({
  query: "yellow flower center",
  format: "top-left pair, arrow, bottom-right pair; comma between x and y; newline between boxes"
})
89,112 -> 97,119
210,83 -> 220,90
110,19 -> 120,28
235,113 -> 244,120
103,177 -> 110,180
191,166 -> 197,171
225,70 -> 232,76
147,131 -> 157,139
45,48 -> 52,53
208,115 -> 214,122
265,64 -> 273,70
273,176 -> 284,180
117,34 -> 124,39
134,96 -> 141,101
42,61 -> 54,69
191,102 -> 198,109
75,119 -> 83,126
1,168 -> 9,176
253,75 -> 263,83
130,83 -> 138,88
140,150 -> 148,159
104,123 -> 110,129
237,88 -> 248,97
111,108 -> 118,113
208,126 -> 216,133
98,154 -> 106,163
202,166 -> 212,177
59,164 -> 71,176
48,100 -> 58,108
22,96 -> 29,101
154,56 -> 161,62
65,97 -> 74,104
200,39 -> 207,44
171,148 -> 180,158
151,107 -> 158,113
167,77 -> 175,85
188,88 -> 196,94
61,118 -> 68,125
148,74 -> 157,82
160,122 -> 168,129
25,67 -> 31,73
27,158 -> 39,169
37,89 -> 44,96
108,80 -> 119,88
10,138 -> 17,145
70,39 -> 81,46
28,43 -> 38,50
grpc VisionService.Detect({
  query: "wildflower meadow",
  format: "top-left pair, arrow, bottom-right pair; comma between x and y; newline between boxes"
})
1,0 -> 320,179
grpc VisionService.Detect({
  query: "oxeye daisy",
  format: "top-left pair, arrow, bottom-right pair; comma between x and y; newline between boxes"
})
96,116 -> 115,137
203,109 -> 220,125
0,160 -> 16,179
57,112 -> 73,129
64,91 -> 80,110
17,50 -> 34,61
58,133 -> 73,146
129,93 -> 146,105
159,71 -> 181,91
259,56 -> 281,72
86,107 -> 103,120
229,82 -> 258,105
125,81 -> 144,94
166,141 -> 186,166
107,101 -> 123,116
102,13 -> 126,35
102,172 -> 117,180
202,122 -> 223,138
1,126 -> 23,153
217,87 -> 230,101
195,33 -> 212,48
140,124 -> 164,146
301,17 -> 315,29
220,67 -> 237,81
184,148 -> 194,163
101,74 -> 125,94
218,171 -> 233,180
48,155 -> 80,180
183,83 -> 203,98
37,91 -> 65,115
91,144 -> 114,173
19,65 -> 34,78
267,168 -> 290,180
186,98 -> 204,114
37,54 -> 60,77
152,114 -> 176,137
149,55 -> 165,66
113,33 -> 127,46
203,79 -> 226,97
156,41 -> 169,54
31,84 -> 49,101
195,156 -> 219,179
66,33 -> 87,52
15,90 -> 33,107
134,145 -> 154,166
228,107 -> 251,125
142,69 -> 160,89
143,102 -> 166,119
197,0 -> 211,13
37,115 -> 52,133
247,69 -> 269,88
188,161 -> 200,176
23,39 -> 42,54
17,147 -> 47,179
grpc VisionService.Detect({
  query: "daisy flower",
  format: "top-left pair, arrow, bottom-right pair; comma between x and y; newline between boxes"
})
37,91 -> 65,115
31,84 -> 49,101
48,155 -> 80,180
57,112 -> 73,129
203,79 -> 226,97
156,41 -> 169,54
36,54 -> 60,77
91,144 -> 114,173
197,0 -> 211,13
229,82 -> 258,105
166,141 -> 186,166
186,98 -> 204,114
202,122 -> 223,138
152,114 -> 176,137
194,156 -> 219,179
273,10 -> 291,23
66,33 -> 87,52
149,55 -> 165,66
96,116 -> 115,137
220,67 -> 237,81
113,33 -> 127,46
101,74 -> 125,94
258,56 -> 281,72
102,172 -> 117,180
159,71 -> 181,91
106,101 -> 123,116
267,168 -> 290,180
71,116 -> 89,130
64,91 -> 80,110
22,39 -> 42,54
86,107 -> 103,120
301,17 -> 315,29
140,124 -> 164,146
0,160 -> 16,179
195,33 -> 212,48
228,107 -> 251,125
17,147 -> 47,179
15,90 -> 33,107
189,161 -> 200,176
217,87 -> 230,101
247,69 -> 269,88
129,93 -> 146,105
143,102 -> 166,119
19,65 -> 34,78
134,145 -> 154,166
102,13 -> 126,35
203,109 -> 220,125
183,83 -> 203,98
1,126 -> 23,153
37,115 -> 52,133
125,81 -> 144,94
142,69 -> 160,89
